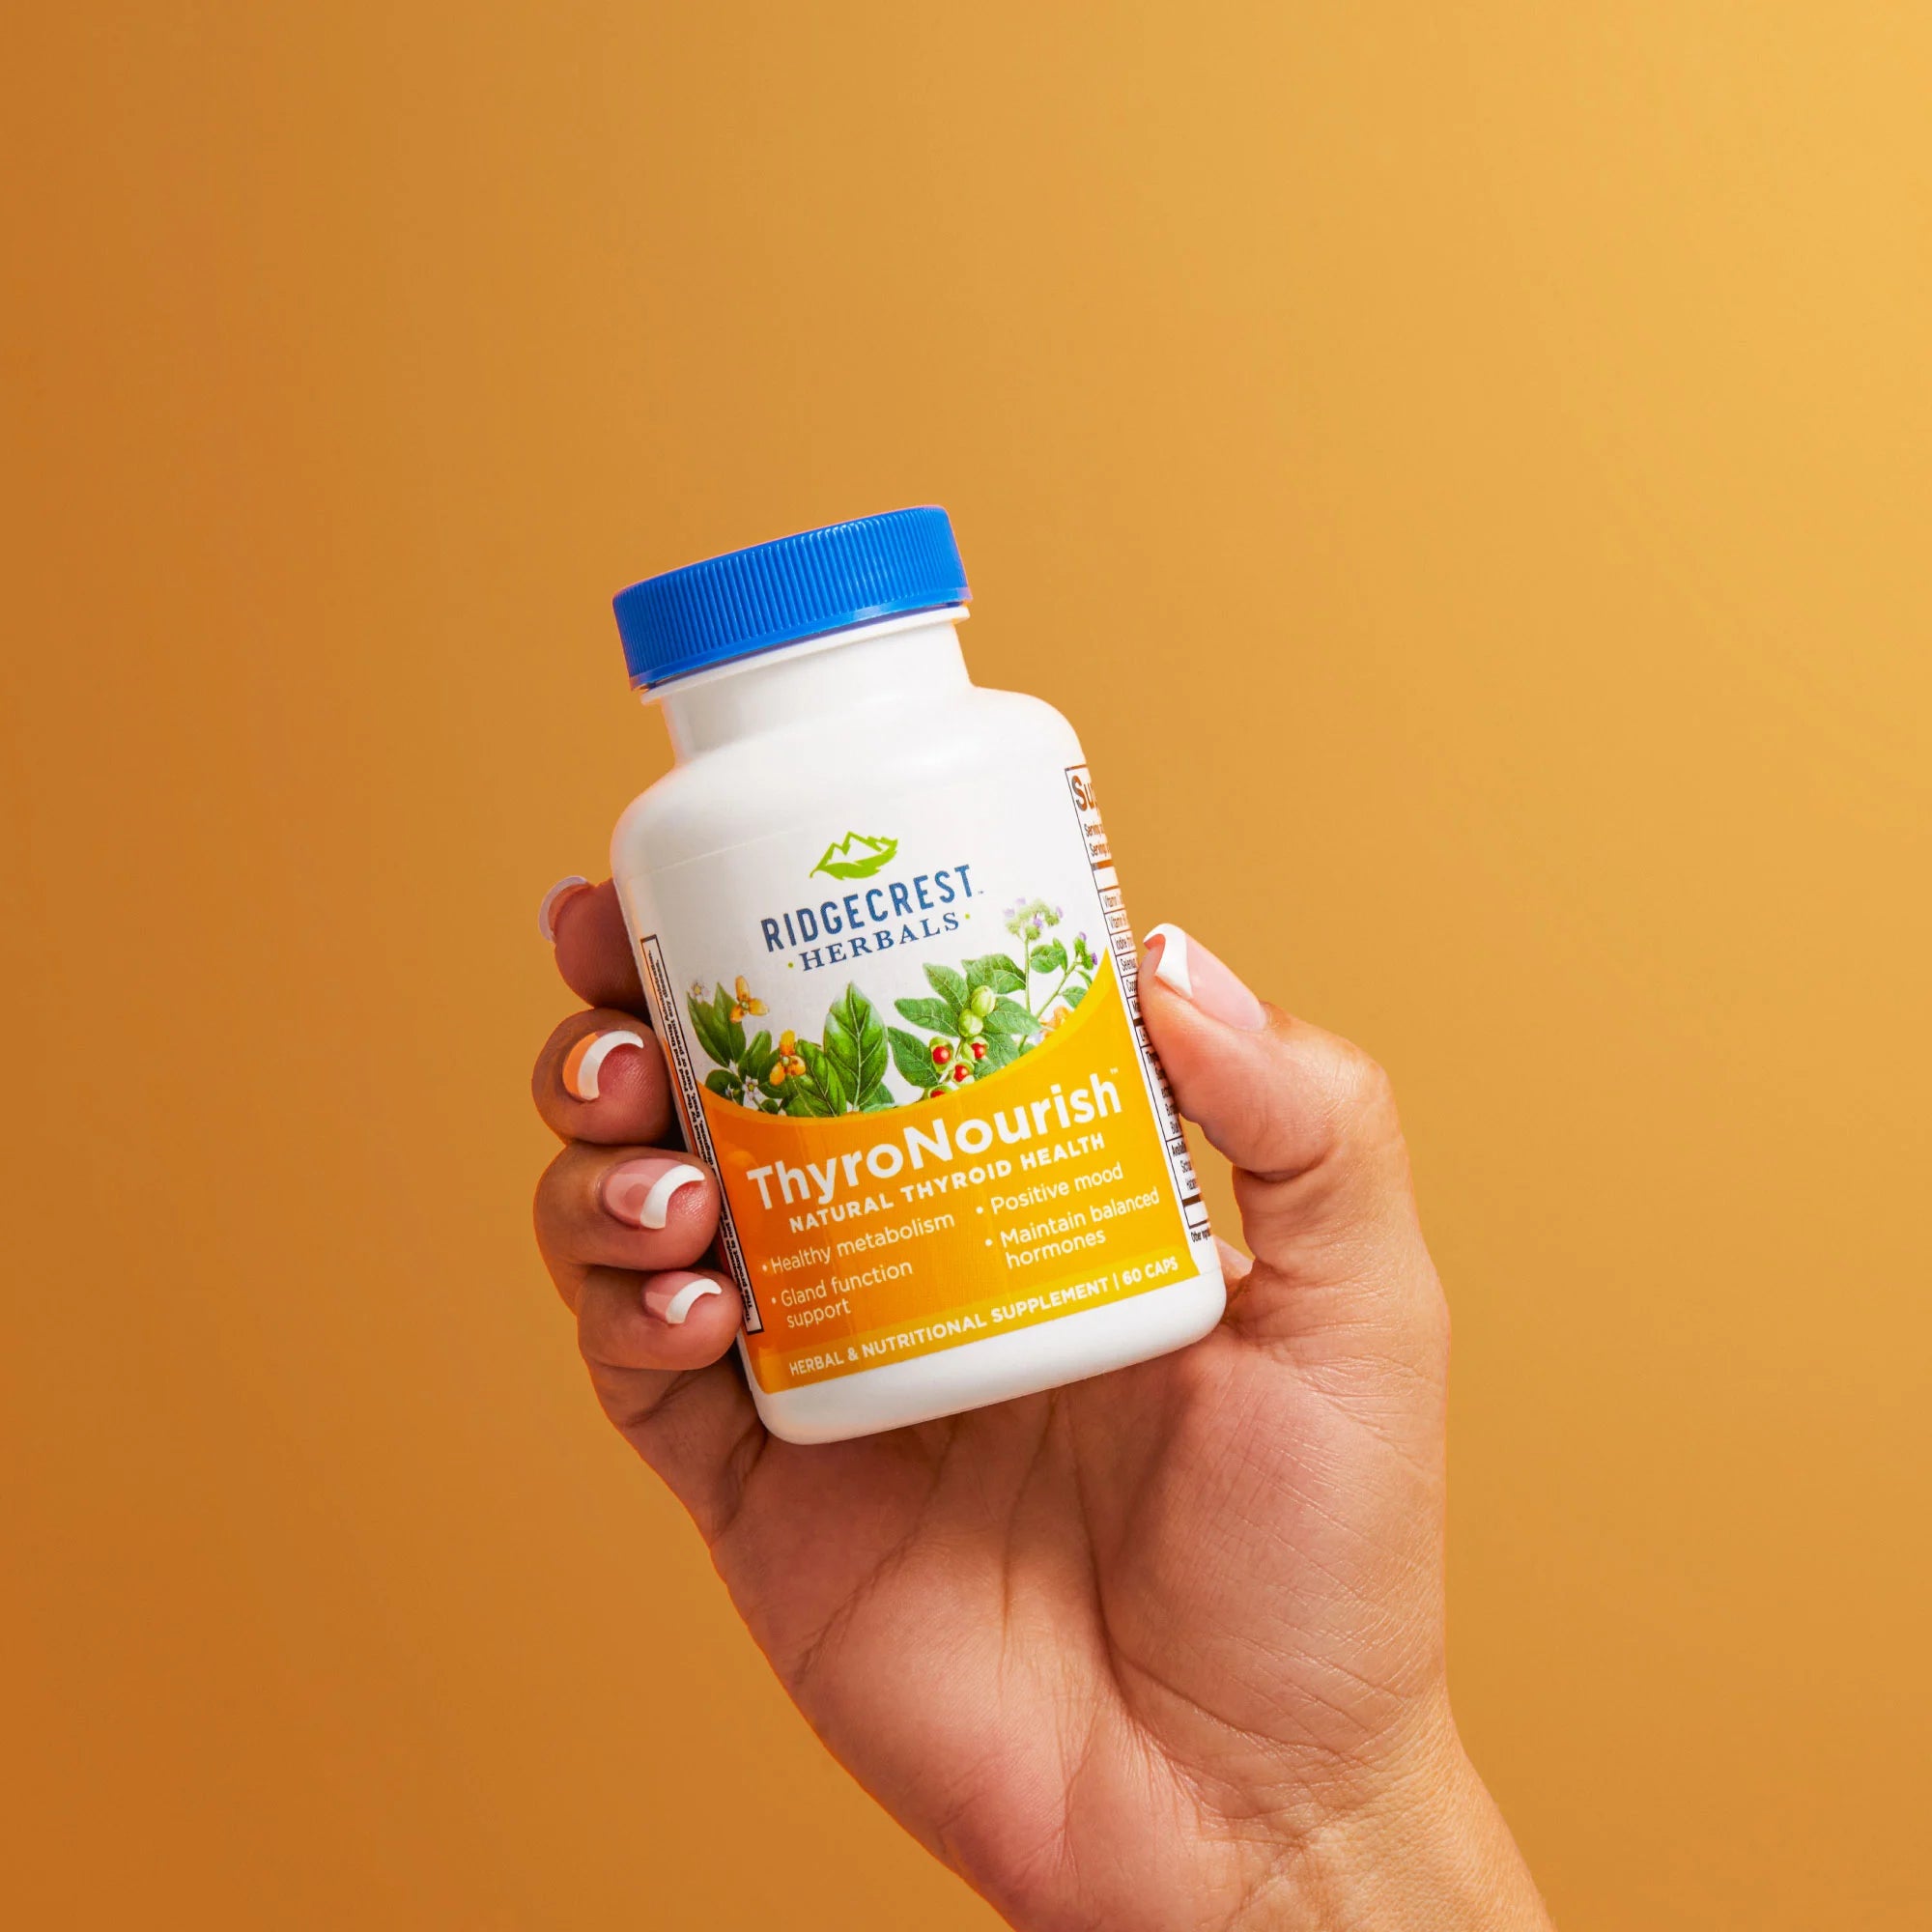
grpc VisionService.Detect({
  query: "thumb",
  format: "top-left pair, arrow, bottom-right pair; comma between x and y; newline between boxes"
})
1138,925 -> 1442,1367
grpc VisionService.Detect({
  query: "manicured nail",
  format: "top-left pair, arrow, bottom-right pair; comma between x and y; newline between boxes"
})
561,1028 -> 647,1101
601,1158 -> 707,1230
538,874 -> 593,942
1142,924 -> 1265,1031
644,1272 -> 724,1325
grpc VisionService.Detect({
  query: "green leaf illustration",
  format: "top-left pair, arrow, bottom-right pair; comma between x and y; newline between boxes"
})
980,996 -> 1037,1039
712,984 -> 747,1062
888,1025 -> 943,1089
688,993 -> 732,1067
973,1033 -> 1021,1077
797,1038 -> 848,1113
965,952 -> 1026,995
1063,980 -> 1088,1010
893,996 -> 956,1033
703,1068 -> 735,1096
1029,940 -> 1067,975
923,962 -> 969,1014
782,1082 -> 836,1118
823,983 -> 887,1100
860,1084 -> 895,1111
740,1029 -> 776,1082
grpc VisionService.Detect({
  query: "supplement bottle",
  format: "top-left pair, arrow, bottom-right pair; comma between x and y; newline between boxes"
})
610,507 -> 1224,1443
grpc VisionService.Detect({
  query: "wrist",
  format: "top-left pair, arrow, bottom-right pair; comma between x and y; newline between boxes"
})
1236,1727 -> 1550,1932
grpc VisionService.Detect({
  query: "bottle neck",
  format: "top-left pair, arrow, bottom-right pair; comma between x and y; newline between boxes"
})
653,611 -> 972,759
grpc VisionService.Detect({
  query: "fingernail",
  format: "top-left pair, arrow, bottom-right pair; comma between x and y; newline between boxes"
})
561,1028 -> 647,1102
602,1158 -> 707,1230
644,1272 -> 724,1325
538,874 -> 593,942
1142,924 -> 1265,1031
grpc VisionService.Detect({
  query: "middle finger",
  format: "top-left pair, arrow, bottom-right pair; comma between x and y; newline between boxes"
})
533,1140 -> 724,1303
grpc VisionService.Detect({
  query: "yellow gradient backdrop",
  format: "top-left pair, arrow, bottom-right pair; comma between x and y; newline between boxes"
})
4,6 -> 1928,1927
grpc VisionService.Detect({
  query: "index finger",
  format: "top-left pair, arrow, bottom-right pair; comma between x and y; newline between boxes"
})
542,877 -> 648,1014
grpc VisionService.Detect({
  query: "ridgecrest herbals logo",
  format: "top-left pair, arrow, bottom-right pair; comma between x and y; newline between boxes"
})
811,832 -> 898,880
759,859 -> 977,971
748,832 -> 978,976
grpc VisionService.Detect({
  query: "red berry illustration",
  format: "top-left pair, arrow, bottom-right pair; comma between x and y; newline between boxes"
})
970,1040 -> 987,1060
931,1041 -> 953,1066
951,1061 -> 974,1083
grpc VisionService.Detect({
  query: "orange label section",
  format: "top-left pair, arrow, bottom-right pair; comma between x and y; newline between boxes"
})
700,958 -> 1192,1392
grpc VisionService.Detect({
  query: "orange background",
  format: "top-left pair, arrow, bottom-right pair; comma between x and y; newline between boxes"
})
3,5 -> 1928,1927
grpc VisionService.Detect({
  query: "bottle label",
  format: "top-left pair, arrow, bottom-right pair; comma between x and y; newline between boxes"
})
628,760 -> 1210,1392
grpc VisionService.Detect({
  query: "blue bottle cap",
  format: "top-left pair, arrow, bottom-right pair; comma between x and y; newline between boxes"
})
612,506 -> 971,689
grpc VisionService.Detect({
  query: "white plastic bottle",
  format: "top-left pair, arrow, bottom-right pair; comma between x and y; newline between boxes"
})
610,508 -> 1223,1443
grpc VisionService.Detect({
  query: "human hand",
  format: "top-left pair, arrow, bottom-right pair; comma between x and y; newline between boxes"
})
532,880 -> 1549,1931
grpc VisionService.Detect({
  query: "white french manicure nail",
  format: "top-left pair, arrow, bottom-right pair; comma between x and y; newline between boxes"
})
1143,923 -> 1193,997
637,1162 -> 706,1231
561,1028 -> 646,1101
538,874 -> 592,942
645,1274 -> 724,1326
601,1159 -> 706,1228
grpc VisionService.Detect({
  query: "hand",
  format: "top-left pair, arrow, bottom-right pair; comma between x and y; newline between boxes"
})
531,881 -> 1550,1931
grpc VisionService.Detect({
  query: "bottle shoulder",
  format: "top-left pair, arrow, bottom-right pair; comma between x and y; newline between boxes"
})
613,683 -> 1083,875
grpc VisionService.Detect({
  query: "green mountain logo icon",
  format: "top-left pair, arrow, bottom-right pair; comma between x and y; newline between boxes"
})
811,832 -> 898,880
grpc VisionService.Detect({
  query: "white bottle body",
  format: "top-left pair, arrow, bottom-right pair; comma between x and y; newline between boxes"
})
611,612 -> 1223,1444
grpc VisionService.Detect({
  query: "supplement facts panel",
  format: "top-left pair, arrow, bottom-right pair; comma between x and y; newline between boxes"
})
1065,764 -> 1212,1248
